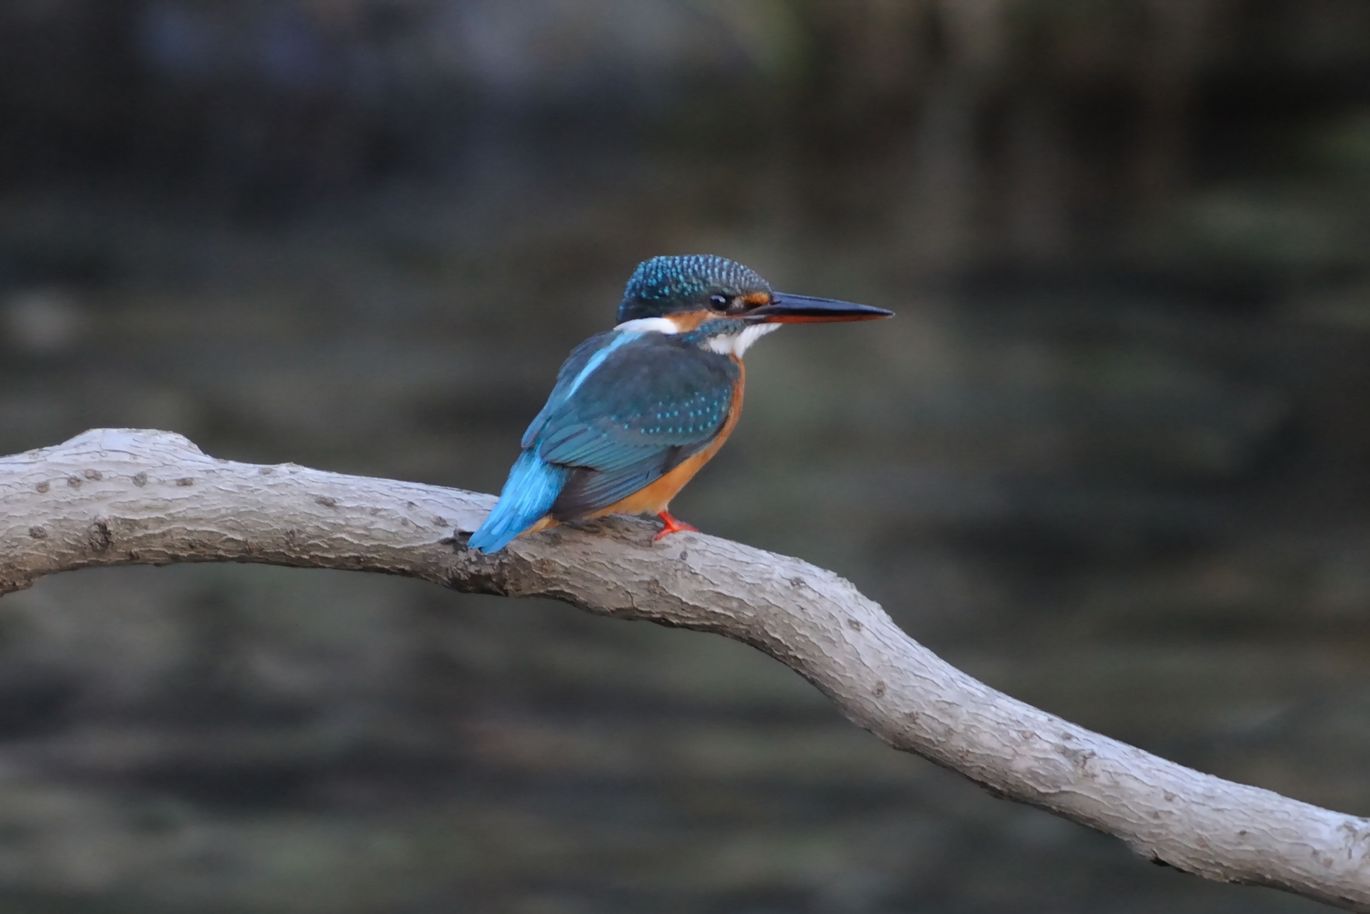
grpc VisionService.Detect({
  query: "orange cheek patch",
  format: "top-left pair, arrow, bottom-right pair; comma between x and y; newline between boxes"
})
741,292 -> 773,307
668,311 -> 712,332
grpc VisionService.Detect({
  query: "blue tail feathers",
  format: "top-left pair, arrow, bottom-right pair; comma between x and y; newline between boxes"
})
468,450 -> 568,553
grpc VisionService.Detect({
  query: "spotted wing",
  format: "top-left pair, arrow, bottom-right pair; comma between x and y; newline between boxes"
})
522,332 -> 738,520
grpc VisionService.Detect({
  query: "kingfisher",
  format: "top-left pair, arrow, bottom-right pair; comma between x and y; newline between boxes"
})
467,254 -> 892,553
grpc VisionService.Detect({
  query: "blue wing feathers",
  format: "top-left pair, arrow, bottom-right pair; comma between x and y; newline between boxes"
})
556,458 -> 672,516
468,450 -> 570,553
521,332 -> 618,449
472,330 -> 739,552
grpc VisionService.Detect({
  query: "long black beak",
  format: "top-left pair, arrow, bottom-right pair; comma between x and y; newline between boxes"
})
744,292 -> 894,324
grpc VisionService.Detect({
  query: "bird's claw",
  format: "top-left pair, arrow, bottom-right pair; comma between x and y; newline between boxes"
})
653,511 -> 699,542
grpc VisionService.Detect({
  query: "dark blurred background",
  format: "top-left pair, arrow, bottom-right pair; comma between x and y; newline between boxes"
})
2,1 -> 1369,912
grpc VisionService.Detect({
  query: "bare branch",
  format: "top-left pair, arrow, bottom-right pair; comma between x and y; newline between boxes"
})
2,428 -> 1367,909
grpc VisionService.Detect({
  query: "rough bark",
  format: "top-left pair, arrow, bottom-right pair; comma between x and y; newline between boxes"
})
1,428 -> 1366,909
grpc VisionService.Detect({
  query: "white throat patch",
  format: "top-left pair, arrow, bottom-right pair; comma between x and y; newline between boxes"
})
613,316 -> 679,334
704,322 -> 780,357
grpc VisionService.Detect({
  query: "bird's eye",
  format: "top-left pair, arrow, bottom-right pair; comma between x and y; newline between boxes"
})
708,293 -> 731,312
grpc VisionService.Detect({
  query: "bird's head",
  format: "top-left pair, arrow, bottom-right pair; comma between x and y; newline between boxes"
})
616,255 -> 891,355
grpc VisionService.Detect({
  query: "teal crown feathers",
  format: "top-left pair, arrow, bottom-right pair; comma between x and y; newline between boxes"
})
617,255 -> 771,324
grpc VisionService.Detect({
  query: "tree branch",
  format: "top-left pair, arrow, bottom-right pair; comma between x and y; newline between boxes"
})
1,428 -> 1366,908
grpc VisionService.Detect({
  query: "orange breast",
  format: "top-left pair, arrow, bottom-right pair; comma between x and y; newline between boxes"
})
590,357 -> 746,518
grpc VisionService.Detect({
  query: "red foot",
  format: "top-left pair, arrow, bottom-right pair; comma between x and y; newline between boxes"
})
653,510 -> 699,542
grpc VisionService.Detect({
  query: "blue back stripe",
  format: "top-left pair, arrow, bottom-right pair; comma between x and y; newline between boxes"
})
564,331 -> 639,398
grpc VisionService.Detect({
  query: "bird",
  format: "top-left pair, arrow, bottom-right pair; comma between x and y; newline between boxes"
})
466,254 -> 892,553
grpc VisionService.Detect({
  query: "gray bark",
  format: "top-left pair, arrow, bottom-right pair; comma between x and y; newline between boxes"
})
1,428 -> 1367,909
